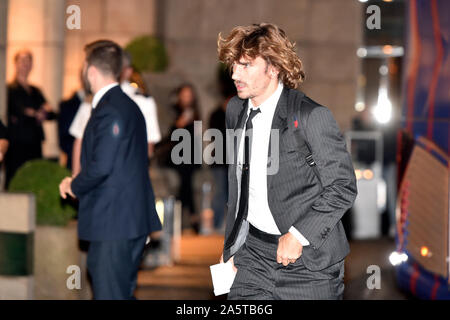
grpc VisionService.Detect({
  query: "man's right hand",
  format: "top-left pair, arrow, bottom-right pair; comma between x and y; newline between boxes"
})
220,254 -> 237,273
59,176 -> 75,199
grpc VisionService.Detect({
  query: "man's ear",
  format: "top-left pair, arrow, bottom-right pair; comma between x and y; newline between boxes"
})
269,65 -> 279,79
87,65 -> 95,78
87,65 -> 97,84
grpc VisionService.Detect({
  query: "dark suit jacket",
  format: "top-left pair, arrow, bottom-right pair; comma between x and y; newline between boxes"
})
223,87 -> 357,271
7,81 -> 46,145
71,85 -> 162,241
58,92 -> 82,169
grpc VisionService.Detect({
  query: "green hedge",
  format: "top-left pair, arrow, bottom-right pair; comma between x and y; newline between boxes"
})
9,160 -> 77,226
125,35 -> 169,73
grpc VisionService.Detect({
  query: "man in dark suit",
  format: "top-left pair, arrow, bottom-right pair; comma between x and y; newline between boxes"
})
59,40 -> 161,300
217,23 -> 357,299
58,91 -> 81,169
6,50 -> 56,188
58,70 -> 87,170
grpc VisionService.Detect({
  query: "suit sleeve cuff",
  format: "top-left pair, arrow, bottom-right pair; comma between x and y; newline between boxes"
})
289,226 -> 310,246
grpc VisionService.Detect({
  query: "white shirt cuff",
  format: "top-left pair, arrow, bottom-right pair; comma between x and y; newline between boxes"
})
289,227 -> 310,246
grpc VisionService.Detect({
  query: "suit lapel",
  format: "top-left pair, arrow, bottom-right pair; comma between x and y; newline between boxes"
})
267,87 -> 289,189
234,99 -> 248,130
270,87 -> 289,132
232,99 -> 249,167
226,98 -> 247,222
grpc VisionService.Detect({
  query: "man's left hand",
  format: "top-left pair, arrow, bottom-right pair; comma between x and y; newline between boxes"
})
277,232 -> 303,266
59,177 -> 76,199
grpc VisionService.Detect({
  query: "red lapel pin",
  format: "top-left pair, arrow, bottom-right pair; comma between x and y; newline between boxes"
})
113,123 -> 120,136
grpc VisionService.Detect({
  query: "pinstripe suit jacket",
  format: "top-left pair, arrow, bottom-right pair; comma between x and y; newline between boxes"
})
222,87 -> 357,271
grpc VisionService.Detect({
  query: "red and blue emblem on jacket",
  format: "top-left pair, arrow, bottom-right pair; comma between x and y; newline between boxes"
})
112,122 -> 120,137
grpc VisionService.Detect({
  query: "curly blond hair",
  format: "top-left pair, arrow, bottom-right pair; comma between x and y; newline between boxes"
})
217,23 -> 305,89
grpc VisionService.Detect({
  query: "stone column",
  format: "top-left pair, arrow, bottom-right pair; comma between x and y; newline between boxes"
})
0,0 -> 7,122
0,0 -> 8,190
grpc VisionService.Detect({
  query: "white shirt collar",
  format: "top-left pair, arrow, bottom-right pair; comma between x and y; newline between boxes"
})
248,82 -> 284,112
120,80 -> 136,97
92,82 -> 119,109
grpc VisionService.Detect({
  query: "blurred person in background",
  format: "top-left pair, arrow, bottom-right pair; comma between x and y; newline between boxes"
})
208,66 -> 236,233
58,70 -> 88,171
209,99 -> 228,233
0,120 -> 8,163
68,95 -> 92,177
170,84 -> 201,233
120,51 -> 161,158
5,50 -> 56,188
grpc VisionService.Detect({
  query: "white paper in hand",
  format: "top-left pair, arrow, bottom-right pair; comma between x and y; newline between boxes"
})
210,261 -> 237,296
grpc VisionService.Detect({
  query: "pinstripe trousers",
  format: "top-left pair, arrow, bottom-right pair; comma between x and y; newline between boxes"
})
228,231 -> 345,300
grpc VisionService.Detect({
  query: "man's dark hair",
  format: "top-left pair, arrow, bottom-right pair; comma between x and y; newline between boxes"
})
218,23 -> 305,89
84,40 -> 123,81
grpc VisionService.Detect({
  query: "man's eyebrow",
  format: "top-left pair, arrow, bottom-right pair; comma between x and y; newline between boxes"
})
236,60 -> 251,65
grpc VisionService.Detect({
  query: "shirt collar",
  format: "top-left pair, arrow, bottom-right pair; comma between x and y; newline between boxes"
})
120,80 -> 136,97
248,82 -> 284,113
92,82 -> 119,109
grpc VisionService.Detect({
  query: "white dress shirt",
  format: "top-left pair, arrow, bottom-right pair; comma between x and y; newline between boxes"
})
69,82 -> 162,144
121,81 -> 162,144
69,101 -> 91,139
69,83 -> 118,139
237,82 -> 310,246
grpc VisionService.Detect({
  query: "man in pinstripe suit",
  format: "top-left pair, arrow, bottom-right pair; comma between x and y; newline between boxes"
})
217,23 -> 357,300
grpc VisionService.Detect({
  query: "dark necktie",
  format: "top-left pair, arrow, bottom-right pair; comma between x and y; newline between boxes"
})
224,108 -> 260,250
